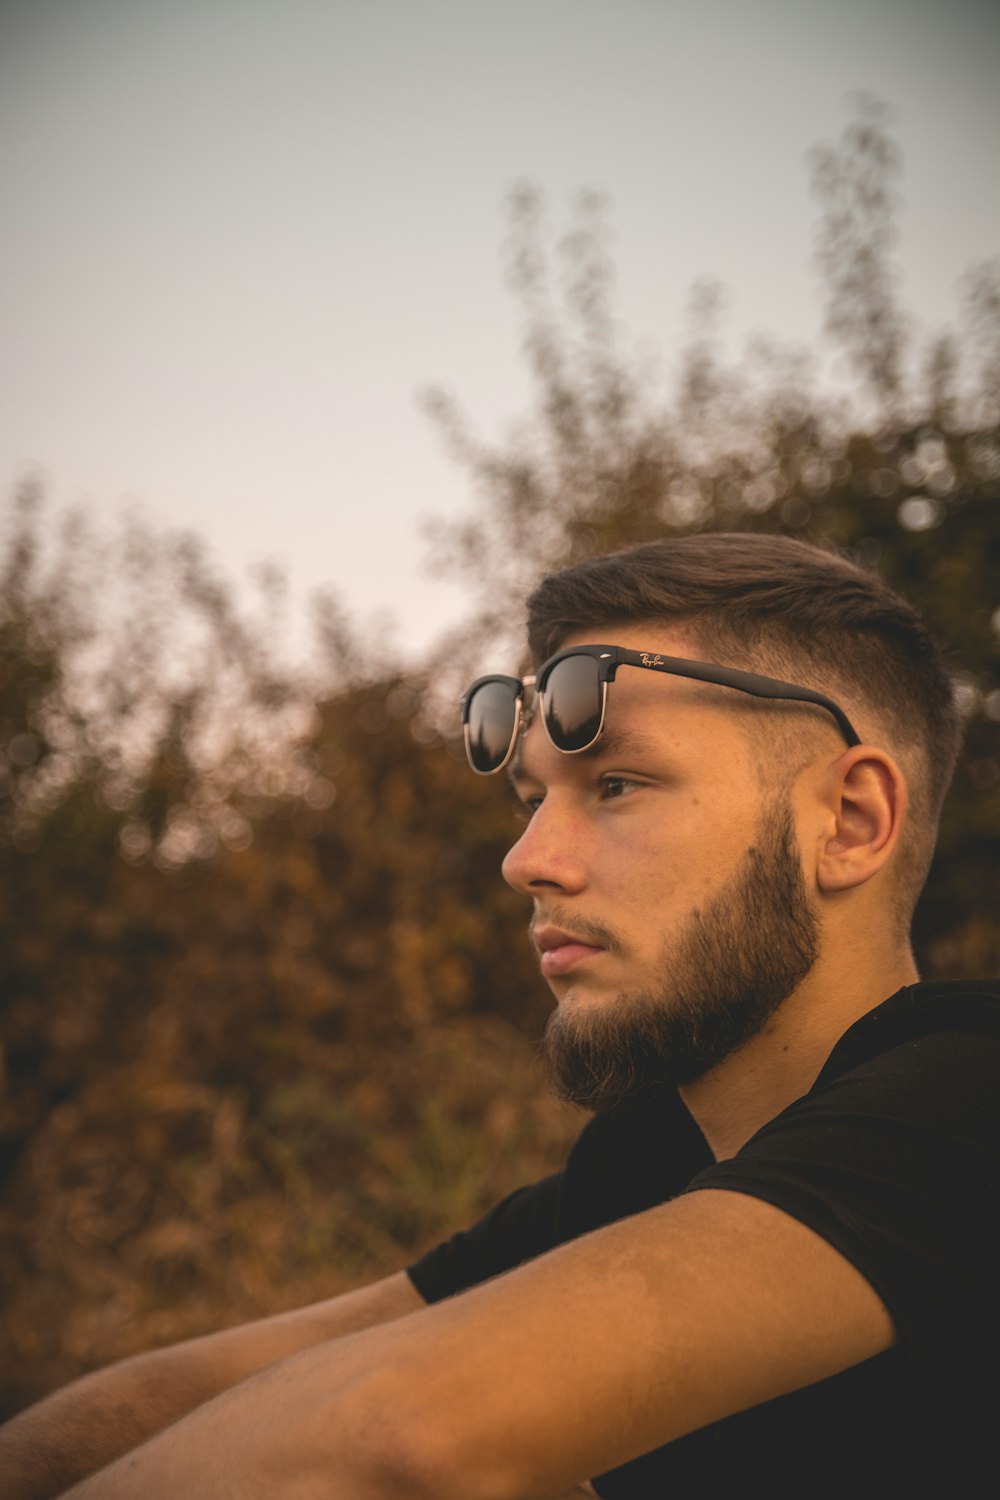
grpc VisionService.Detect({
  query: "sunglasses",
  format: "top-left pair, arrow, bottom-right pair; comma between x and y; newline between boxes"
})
460,643 -> 861,775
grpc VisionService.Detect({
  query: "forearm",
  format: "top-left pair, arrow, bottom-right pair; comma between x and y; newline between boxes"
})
59,1344 -> 400,1500
0,1272 -> 422,1500
55,1311 -> 598,1500
0,1343 -> 221,1500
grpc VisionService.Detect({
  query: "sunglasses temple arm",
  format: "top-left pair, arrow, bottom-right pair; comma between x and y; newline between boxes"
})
618,650 -> 861,748
740,683 -> 861,747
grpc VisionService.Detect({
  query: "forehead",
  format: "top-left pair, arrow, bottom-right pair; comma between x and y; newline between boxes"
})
557,625 -> 745,721
517,625 -> 760,773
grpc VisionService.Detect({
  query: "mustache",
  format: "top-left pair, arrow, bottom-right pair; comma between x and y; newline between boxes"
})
529,905 -> 623,956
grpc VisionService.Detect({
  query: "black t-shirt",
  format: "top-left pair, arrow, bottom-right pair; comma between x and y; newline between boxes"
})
407,982 -> 1000,1496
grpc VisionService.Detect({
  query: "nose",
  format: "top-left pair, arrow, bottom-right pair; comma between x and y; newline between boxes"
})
501,795 -> 589,897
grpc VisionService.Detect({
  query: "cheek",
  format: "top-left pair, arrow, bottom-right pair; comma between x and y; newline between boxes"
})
605,824 -> 689,902
611,806 -> 747,906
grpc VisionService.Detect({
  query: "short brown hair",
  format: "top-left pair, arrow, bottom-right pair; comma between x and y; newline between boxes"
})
527,532 -> 962,916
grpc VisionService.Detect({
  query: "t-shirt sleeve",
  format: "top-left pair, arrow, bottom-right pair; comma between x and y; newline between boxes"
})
407,1085 -> 710,1303
407,1171 -> 567,1303
681,1026 -> 1000,1375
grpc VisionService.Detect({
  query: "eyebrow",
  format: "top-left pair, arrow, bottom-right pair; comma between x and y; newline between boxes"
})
507,726 -> 665,787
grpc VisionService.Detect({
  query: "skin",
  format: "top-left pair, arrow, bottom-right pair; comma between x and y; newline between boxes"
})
0,1275 -> 424,1500
1,624 -> 916,1498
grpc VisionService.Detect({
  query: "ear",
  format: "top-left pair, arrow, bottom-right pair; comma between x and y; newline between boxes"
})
815,747 -> 908,895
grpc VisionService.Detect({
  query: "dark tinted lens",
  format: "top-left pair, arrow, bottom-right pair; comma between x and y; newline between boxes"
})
543,654 -> 603,751
466,680 -> 518,772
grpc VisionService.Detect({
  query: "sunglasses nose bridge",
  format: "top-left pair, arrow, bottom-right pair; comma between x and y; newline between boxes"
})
464,657 -> 610,771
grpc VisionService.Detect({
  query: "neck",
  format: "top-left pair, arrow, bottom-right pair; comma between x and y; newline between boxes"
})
678,946 -> 920,1162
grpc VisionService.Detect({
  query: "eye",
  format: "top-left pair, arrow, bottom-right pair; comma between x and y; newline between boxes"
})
600,775 -> 642,801
511,791 -> 544,823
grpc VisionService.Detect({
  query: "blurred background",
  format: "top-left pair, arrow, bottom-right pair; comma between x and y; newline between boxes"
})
1,0 -> 998,1417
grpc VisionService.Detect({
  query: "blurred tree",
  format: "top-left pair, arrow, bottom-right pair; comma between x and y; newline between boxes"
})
0,483 -> 573,1416
1,96 -> 997,1418
421,100 -> 1000,975
808,91 -> 909,413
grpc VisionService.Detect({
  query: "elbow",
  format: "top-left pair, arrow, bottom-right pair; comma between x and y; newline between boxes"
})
309,1374 -> 503,1500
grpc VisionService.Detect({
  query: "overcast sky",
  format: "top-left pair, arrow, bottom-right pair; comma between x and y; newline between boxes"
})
2,0 -> 997,658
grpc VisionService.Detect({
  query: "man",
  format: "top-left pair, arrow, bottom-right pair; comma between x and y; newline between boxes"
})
2,532 -> 997,1498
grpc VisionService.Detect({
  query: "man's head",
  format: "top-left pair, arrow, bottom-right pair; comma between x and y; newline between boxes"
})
495,532 -> 962,1107
524,532 -> 961,916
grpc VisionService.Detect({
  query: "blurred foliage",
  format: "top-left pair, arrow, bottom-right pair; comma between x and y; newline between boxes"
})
1,99 -> 998,1417
0,489 -> 573,1414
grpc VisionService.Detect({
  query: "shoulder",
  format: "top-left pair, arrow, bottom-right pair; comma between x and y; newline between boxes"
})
685,980 -> 1000,1367
840,978 -> 1000,1042
804,978 -> 1000,1128
709,979 -> 1000,1180
823,979 -> 1000,1063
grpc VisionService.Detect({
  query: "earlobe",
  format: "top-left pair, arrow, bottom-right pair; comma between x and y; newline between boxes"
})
816,749 -> 907,895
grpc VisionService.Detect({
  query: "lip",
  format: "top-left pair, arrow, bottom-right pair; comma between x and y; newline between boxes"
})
532,925 -> 606,978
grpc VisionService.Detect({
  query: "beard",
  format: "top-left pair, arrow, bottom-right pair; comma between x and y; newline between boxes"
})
542,800 -> 820,1112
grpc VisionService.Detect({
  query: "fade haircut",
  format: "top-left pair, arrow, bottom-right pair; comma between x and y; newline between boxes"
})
526,532 -> 963,921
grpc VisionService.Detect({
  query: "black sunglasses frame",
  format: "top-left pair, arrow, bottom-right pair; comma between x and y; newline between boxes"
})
460,643 -> 861,775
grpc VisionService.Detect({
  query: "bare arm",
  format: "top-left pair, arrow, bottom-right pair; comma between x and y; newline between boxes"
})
0,1270 -> 422,1500
58,1189 -> 896,1499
